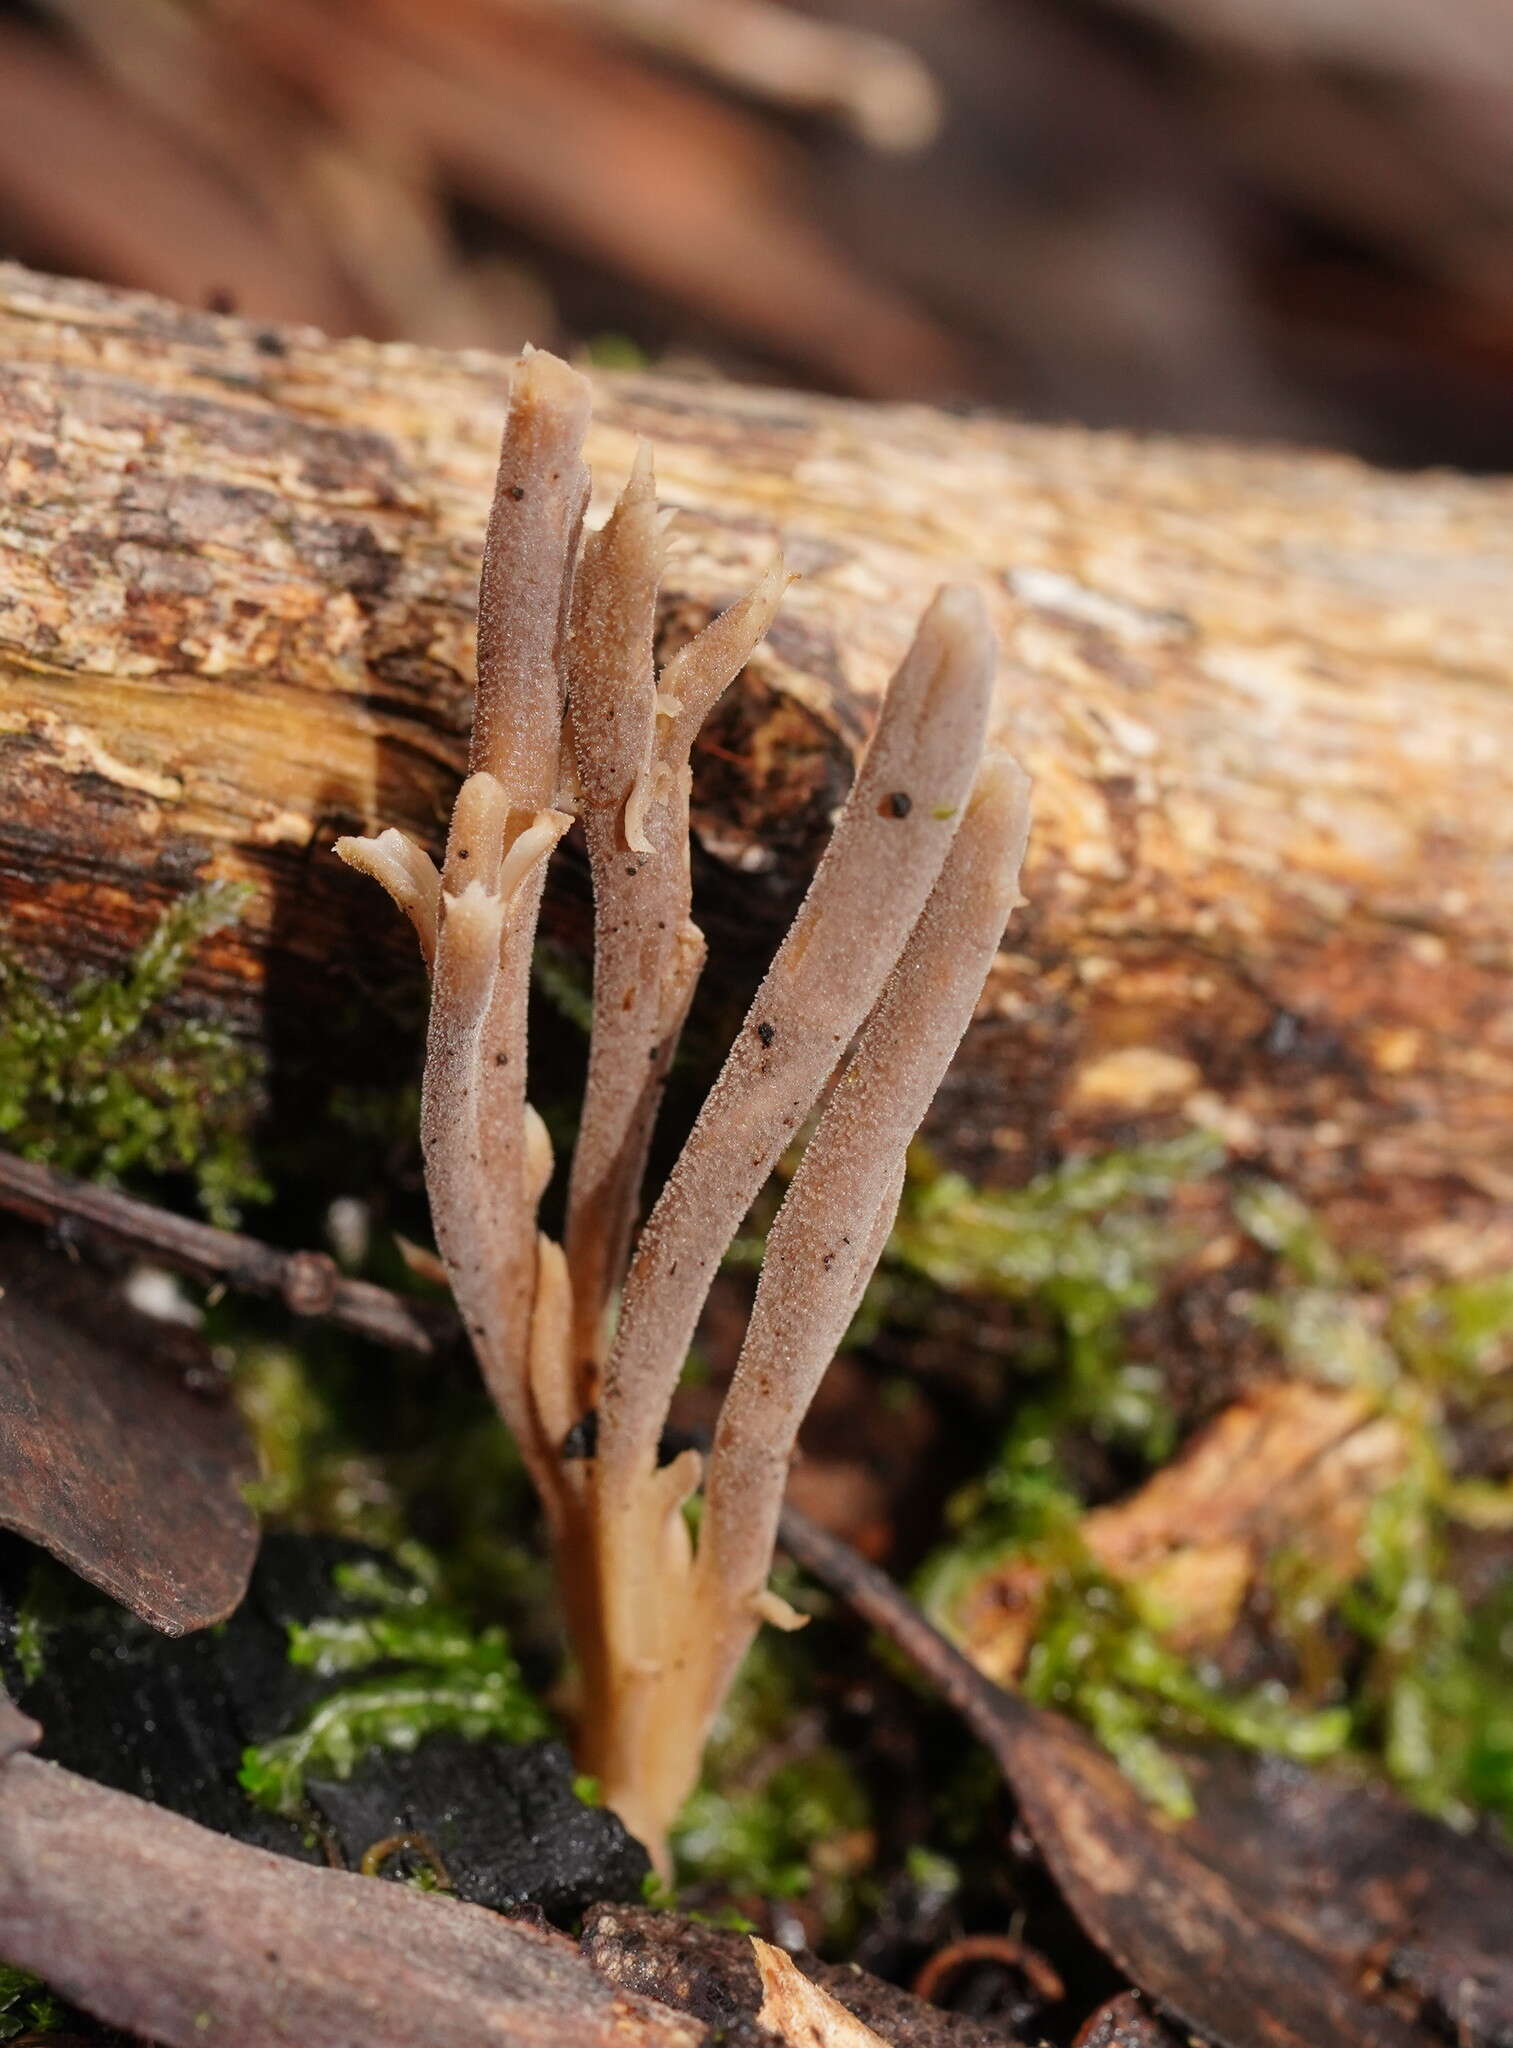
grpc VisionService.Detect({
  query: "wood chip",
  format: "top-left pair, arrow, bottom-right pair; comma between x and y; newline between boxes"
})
582,1905 -> 1022,2048
752,1939 -> 892,2048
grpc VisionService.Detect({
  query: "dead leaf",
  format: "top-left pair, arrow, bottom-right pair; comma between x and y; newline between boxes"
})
948,1381 -> 1407,1681
1178,1747 -> 1513,2048
0,1230 -> 258,1634
228,0 -> 962,397
995,1705 -> 1429,2048
778,1501 -> 1513,2048
0,19 -> 361,328
752,1939 -> 892,2048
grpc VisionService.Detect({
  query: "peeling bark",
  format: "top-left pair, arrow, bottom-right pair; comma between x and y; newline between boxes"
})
1,263 -> 1510,1282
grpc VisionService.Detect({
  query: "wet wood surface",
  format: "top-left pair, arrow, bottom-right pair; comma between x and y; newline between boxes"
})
1,262 -> 1510,1282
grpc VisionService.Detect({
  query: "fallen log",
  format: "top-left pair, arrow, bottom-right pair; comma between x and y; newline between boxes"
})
0,1749 -> 702,2048
1,262 -> 1510,1279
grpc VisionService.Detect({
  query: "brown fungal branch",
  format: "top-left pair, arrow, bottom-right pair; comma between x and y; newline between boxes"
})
563,445 -> 787,1404
336,347 -> 1032,1869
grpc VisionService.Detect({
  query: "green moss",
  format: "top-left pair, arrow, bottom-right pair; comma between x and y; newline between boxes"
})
0,1966 -> 63,2039
908,1138 -> 1230,1591
891,1133 -> 1225,1471
893,1131 -> 1222,1300
327,1077 -> 424,1171
1229,1178 -> 1347,1287
676,1748 -> 870,1902
239,1554 -> 549,1818
922,1154 -> 1513,1835
531,941 -> 594,1036
584,333 -> 651,372
5,1552 -> 101,1693
0,882 -> 267,1224
14,1606 -> 45,1688
902,1844 -> 961,1911
1242,1181 -> 1513,1830
672,1633 -> 871,1931
1390,1271 -> 1513,1384
1024,1548 -> 1350,1817
232,1342 -> 404,1550
229,1313 -> 554,1650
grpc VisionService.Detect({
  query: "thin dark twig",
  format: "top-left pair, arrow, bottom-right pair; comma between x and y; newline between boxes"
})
0,1150 -> 457,1357
0,1145 -> 1039,1760
774,1497 -> 1034,1758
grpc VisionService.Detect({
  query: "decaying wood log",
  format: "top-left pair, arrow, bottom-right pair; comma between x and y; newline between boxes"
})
0,1740 -> 1041,2048
0,1749 -> 703,2048
1,262 -> 1510,1280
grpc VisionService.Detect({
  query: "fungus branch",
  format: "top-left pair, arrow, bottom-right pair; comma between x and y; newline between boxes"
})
335,349 -> 1032,1871
564,448 -> 785,1402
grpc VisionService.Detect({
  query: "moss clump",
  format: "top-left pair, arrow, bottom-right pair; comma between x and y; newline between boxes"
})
892,1131 -> 1225,1309
232,1342 -> 405,1551
531,941 -> 594,1036
890,1133 -> 1225,1469
922,1466 -> 1349,1819
676,1746 -> 871,1903
0,1966 -> 63,2040
1243,1192 -> 1513,1830
0,881 -> 266,1224
1023,1543 -> 1349,1817
921,1152 -> 1513,1835
673,1632 -> 872,1933
240,1554 -> 549,1818
907,1137 -> 1227,1577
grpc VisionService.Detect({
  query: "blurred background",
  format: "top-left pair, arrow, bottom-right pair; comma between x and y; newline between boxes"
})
5,0 -> 1513,468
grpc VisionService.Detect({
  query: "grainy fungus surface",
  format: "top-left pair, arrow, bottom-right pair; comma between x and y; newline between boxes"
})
336,347 -> 1031,1867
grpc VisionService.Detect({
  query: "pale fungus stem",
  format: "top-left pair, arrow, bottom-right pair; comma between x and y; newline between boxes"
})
336,345 -> 1032,1874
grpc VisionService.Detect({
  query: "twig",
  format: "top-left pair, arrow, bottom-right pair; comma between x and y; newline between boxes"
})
911,1935 -> 1064,2009
0,1150 -> 456,1357
773,1495 -> 1036,1758
0,1163 -> 1018,1762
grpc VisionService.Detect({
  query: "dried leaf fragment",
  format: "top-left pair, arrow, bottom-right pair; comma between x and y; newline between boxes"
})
0,1232 -> 258,1635
944,1380 -> 1409,1684
752,1938 -> 892,2048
